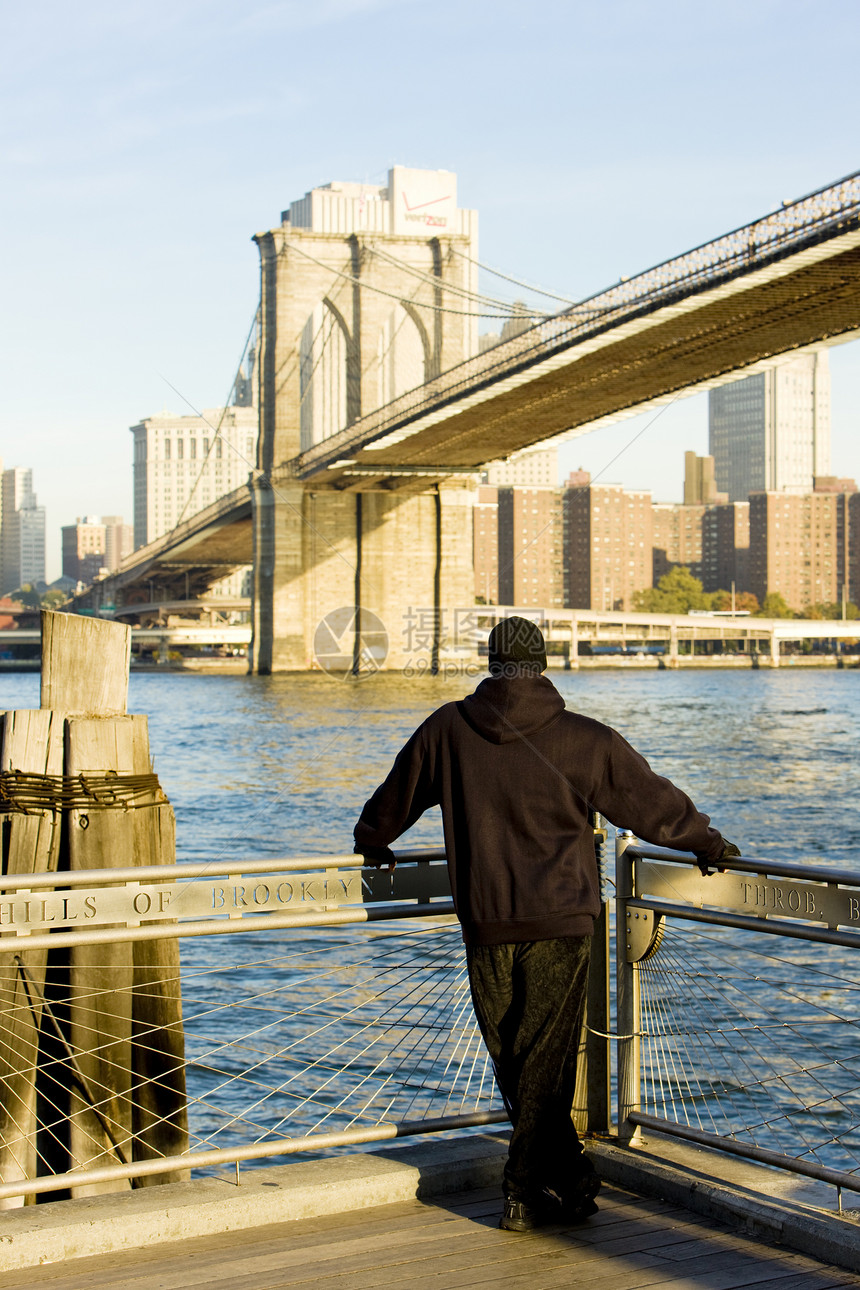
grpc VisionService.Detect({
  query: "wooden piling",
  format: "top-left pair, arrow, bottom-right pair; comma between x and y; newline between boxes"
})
0,611 -> 188,1203
129,717 -> 188,1184
0,710 -> 64,1206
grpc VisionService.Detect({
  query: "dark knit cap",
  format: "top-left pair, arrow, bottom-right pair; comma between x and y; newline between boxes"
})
487,616 -> 547,675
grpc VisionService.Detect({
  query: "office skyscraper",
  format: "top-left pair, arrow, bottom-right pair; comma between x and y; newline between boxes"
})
709,350 -> 830,502
1,467 -> 46,593
130,407 -> 258,549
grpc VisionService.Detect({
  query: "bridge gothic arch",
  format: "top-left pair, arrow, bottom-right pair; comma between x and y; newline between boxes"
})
376,301 -> 430,408
300,297 -> 354,451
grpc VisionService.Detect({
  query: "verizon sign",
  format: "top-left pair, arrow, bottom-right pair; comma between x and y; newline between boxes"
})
390,166 -> 457,236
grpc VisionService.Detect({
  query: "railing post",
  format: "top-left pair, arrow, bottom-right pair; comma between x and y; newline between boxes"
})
585,812 -> 611,1132
616,829 -> 641,1144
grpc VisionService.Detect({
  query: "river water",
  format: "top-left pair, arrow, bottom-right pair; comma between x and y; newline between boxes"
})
3,667 -> 860,1168
5,666 -> 858,867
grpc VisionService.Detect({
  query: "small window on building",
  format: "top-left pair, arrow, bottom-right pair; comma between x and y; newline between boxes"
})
178,439 -> 184,459
216,439 -> 223,459
190,439 -> 197,460
164,439 -> 171,460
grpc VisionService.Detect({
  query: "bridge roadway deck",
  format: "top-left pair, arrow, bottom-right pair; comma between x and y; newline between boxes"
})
9,1182 -> 857,1290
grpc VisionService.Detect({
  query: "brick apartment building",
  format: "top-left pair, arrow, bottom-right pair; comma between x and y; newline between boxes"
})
701,502 -> 750,594
748,489 -> 851,610
473,485 -> 499,602
564,483 -> 652,611
497,485 -> 564,607
652,503 -> 707,583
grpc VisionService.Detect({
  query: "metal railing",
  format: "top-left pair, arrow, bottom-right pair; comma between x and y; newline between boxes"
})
616,832 -> 860,1204
0,850 -> 517,1204
5,830 -> 860,1206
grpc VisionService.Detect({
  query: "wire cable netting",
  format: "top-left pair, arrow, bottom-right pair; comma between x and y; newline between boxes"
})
181,921 -> 501,1152
638,921 -> 860,1177
0,920 -> 505,1185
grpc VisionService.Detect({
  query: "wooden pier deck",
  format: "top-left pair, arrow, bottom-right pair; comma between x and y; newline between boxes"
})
8,1182 -> 858,1290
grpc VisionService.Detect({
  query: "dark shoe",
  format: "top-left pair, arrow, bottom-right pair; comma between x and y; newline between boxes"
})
559,1171 -> 601,1222
499,1192 -> 560,1233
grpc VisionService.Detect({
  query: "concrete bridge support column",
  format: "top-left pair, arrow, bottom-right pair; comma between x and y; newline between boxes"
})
249,474 -> 315,672
249,476 -> 475,673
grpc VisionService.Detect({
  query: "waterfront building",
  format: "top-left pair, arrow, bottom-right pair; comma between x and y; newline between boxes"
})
473,485 -> 499,603
564,482 -> 652,611
1,467 -> 45,593
749,490 -> 847,611
497,485 -> 564,607
709,350 -> 830,502
702,502 -> 750,594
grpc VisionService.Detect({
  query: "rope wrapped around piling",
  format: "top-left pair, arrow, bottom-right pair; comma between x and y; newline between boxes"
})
0,770 -> 168,815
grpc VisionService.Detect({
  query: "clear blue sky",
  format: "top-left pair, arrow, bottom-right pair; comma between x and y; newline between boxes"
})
3,0 -> 859,579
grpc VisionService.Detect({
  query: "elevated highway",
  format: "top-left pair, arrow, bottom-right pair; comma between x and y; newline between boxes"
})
4,608 -> 856,671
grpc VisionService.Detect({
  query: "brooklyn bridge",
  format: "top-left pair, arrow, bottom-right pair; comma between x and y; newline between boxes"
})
83,166 -> 860,671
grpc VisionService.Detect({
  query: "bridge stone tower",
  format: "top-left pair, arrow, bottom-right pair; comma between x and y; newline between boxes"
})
250,168 -> 479,672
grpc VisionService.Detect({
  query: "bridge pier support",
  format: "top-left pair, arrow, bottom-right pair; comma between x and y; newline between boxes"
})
249,475 -> 475,673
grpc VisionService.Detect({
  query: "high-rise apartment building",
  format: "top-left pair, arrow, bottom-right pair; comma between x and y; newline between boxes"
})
131,407 -> 258,548
483,447 -> 557,489
651,503 -> 706,583
497,486 -> 564,607
564,483 -> 652,611
1,468 -> 46,593
61,514 -> 134,585
813,477 -> 858,607
851,493 -> 860,606
702,503 -> 750,594
62,516 -> 106,584
103,515 -> 134,571
749,491 -> 846,611
473,485 -> 499,603
709,350 -> 831,502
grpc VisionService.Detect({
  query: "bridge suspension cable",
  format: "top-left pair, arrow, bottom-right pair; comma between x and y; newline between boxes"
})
161,305 -> 262,530
363,244 -> 552,317
447,246 -> 577,306
281,240 -> 518,319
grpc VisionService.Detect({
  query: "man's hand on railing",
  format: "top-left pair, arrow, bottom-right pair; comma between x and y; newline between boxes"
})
696,841 -> 741,877
355,844 -> 397,872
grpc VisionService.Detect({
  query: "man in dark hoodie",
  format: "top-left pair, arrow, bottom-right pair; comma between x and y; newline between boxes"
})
354,616 -> 737,1234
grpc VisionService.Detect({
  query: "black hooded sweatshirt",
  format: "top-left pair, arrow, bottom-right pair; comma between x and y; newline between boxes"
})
354,674 -> 726,946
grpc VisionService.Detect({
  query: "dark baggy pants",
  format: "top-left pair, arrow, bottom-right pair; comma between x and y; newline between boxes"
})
466,935 -> 592,1202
